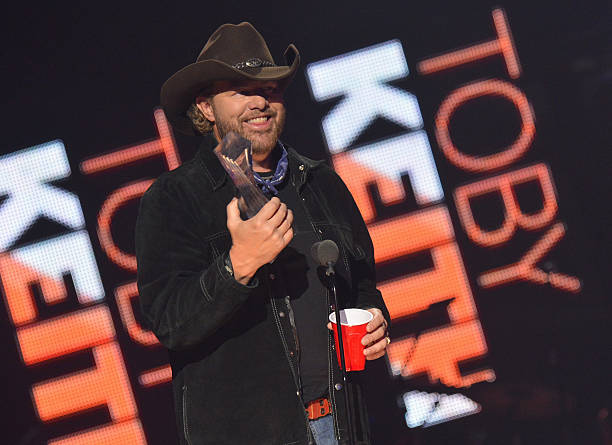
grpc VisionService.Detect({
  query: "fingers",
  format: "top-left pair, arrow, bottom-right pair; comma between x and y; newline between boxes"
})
270,206 -> 293,246
269,201 -> 289,228
226,198 -> 240,228
362,308 -> 389,361
255,197 -> 282,221
277,209 -> 293,234
364,337 -> 389,360
326,313 -> 388,361
366,311 -> 385,333
365,349 -> 387,361
361,325 -> 386,347
282,226 -> 294,245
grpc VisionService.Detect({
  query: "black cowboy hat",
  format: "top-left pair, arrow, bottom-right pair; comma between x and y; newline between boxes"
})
161,22 -> 300,135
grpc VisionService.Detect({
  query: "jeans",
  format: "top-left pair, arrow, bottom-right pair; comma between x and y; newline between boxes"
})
309,415 -> 339,445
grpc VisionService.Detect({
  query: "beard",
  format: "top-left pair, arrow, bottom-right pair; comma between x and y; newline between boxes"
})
212,104 -> 286,156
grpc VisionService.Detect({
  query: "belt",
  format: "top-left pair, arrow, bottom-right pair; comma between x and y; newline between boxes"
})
305,397 -> 332,420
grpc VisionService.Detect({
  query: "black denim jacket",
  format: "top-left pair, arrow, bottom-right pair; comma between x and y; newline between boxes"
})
136,134 -> 391,445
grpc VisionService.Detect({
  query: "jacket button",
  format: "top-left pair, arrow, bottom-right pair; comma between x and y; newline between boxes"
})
298,164 -> 305,171
269,273 -> 275,280
296,391 -> 301,396
334,383 -> 342,391
289,351 -> 295,357
279,311 -> 285,318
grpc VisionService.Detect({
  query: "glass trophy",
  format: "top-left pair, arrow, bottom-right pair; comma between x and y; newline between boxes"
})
214,132 -> 269,219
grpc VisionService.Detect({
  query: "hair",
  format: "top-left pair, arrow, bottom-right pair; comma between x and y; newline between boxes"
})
187,87 -> 215,134
186,102 -> 214,134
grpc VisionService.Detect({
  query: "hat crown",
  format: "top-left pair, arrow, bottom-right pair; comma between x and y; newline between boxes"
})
161,22 -> 300,135
196,22 -> 275,68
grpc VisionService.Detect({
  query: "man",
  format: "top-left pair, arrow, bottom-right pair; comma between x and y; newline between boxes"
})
136,22 -> 391,445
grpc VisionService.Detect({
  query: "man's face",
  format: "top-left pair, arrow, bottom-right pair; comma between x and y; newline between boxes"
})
196,80 -> 286,157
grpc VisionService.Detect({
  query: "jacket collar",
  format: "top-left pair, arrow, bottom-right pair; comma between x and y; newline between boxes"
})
195,132 -> 324,191
285,144 -> 325,190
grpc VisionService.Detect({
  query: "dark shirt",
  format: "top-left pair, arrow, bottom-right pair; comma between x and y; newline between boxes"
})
259,168 -> 329,404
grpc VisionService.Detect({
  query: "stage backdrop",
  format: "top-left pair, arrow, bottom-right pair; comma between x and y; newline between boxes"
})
2,2 -> 610,444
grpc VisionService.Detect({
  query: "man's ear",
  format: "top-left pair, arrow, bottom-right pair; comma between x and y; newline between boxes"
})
195,97 -> 215,122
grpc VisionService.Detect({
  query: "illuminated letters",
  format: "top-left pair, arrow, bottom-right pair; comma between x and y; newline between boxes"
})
98,181 -> 154,272
0,140 -> 145,444
371,208 -> 492,387
418,8 -> 521,78
435,79 -> 536,173
2,232 -> 105,325
0,141 -> 85,251
307,41 -> 493,391
423,8 -> 580,294
332,132 -> 444,222
402,390 -> 481,428
80,108 -> 179,388
370,207 -> 476,323
479,223 -> 581,292
454,164 -> 558,246
307,40 -> 423,153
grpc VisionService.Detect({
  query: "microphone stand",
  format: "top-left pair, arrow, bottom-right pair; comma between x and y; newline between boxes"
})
326,261 -> 355,445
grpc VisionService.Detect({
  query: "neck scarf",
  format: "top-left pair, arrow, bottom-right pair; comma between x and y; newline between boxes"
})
252,142 -> 289,196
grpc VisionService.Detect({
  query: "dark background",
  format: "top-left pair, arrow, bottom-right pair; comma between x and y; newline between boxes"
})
1,1 -> 611,444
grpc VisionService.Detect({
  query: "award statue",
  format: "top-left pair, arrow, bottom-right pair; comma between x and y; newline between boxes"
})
214,132 -> 269,219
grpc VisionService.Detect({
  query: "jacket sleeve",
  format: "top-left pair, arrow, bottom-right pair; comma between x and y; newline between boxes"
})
135,180 -> 258,351
333,171 -> 392,330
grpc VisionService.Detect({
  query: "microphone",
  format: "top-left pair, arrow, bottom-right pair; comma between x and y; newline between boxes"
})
311,240 -> 339,275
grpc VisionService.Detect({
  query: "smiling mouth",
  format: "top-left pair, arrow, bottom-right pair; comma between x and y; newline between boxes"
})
245,116 -> 271,124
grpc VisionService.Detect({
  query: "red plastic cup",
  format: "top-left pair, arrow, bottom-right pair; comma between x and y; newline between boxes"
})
329,309 -> 373,371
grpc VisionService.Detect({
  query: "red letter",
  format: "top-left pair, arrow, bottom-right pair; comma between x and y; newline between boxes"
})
386,320 -> 495,387
80,109 -> 180,174
114,281 -> 159,347
454,163 -> 558,247
369,207 -> 494,387
478,223 -> 581,293
32,342 -> 137,423
97,181 -> 153,272
370,206 -> 478,323
435,79 -> 536,173
50,420 -> 146,445
418,8 -> 521,79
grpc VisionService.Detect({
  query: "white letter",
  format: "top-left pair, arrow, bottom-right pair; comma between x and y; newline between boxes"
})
307,40 -> 423,153
0,141 -> 85,251
11,231 -> 105,303
348,131 -> 444,204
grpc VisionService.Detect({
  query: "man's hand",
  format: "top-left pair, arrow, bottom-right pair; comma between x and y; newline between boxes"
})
227,197 -> 293,284
326,307 -> 390,361
361,308 -> 389,360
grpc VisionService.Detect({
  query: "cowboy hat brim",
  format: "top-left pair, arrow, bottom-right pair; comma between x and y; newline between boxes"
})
161,44 -> 300,135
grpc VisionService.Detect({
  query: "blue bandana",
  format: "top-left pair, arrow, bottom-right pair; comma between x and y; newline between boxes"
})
252,143 -> 289,196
